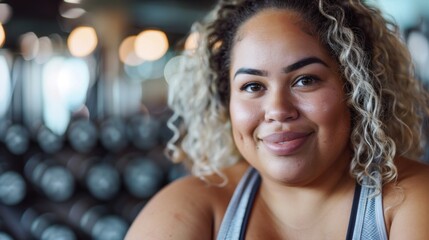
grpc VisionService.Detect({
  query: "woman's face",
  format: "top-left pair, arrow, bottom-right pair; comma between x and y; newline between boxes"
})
229,9 -> 352,185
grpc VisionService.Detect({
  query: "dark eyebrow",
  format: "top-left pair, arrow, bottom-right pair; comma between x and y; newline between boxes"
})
283,57 -> 328,73
233,57 -> 328,79
233,68 -> 268,79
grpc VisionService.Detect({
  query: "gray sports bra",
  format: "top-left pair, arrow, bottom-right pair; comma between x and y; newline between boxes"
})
217,168 -> 388,240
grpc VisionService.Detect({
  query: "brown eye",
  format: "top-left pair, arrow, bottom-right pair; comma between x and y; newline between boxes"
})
241,82 -> 265,93
293,75 -> 319,87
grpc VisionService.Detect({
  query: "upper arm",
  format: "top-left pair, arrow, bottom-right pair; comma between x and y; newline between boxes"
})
124,177 -> 214,240
388,161 -> 429,239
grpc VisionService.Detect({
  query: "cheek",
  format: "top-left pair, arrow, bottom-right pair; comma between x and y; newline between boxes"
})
229,99 -> 261,139
300,90 -> 351,131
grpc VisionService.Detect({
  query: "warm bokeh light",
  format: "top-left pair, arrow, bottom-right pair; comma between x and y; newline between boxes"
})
0,23 -> 5,48
0,55 -> 11,118
135,30 -> 169,61
119,36 -> 144,66
67,26 -> 98,57
184,32 -> 199,51
19,32 -> 39,60
0,3 -> 12,24
0,22 -> 6,47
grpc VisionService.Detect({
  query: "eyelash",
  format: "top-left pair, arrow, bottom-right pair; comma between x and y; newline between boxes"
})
240,82 -> 265,93
293,75 -> 320,87
239,75 -> 320,93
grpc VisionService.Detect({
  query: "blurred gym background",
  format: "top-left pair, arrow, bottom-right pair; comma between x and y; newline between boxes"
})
0,0 -> 428,239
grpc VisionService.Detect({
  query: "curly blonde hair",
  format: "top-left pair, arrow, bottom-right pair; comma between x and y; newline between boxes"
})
165,0 -> 429,188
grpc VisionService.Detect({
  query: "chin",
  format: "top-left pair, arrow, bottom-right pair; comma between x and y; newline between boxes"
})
261,157 -> 314,185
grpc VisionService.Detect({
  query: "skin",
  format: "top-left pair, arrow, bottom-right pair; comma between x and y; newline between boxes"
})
228,9 -> 355,238
125,9 -> 429,240
229,9 -> 352,187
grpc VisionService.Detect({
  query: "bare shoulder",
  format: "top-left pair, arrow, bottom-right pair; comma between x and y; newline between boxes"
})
384,157 -> 429,239
396,157 -> 429,180
124,161 -> 249,240
392,157 -> 429,193
124,176 -> 216,240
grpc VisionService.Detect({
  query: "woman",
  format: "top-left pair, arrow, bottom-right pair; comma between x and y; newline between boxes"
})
126,0 -> 429,239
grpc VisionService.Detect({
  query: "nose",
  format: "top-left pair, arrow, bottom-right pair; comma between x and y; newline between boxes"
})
264,90 -> 299,122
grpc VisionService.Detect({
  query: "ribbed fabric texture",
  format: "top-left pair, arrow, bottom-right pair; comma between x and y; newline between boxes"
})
217,168 -> 388,240
352,172 -> 388,240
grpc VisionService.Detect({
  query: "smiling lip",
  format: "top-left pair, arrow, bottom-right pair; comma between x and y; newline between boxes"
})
260,131 -> 312,156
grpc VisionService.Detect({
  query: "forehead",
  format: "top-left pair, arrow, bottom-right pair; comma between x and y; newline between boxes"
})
235,8 -> 315,43
231,9 -> 329,64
